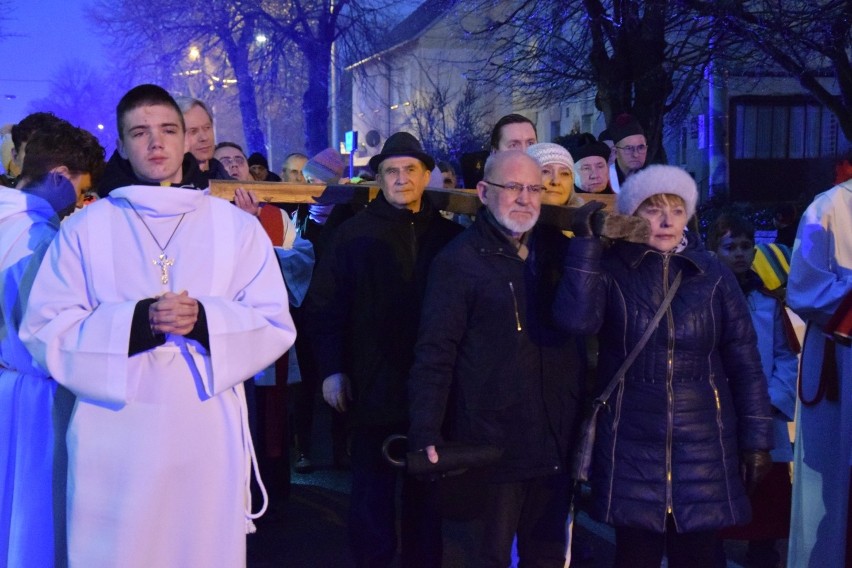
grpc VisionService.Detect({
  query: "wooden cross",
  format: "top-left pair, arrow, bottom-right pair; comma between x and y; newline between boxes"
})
207,180 -> 647,242
153,253 -> 175,285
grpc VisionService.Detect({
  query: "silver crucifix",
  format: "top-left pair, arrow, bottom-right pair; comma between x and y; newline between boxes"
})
153,253 -> 175,285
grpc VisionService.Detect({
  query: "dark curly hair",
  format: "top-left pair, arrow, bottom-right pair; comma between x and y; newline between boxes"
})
11,112 -> 67,152
20,122 -> 106,187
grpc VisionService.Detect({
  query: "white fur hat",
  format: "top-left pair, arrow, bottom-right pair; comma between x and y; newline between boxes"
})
526,143 -> 574,173
617,164 -> 698,218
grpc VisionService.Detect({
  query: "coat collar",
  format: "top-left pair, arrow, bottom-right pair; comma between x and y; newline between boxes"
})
471,206 -> 532,259
98,150 -> 208,197
365,190 -> 436,222
613,234 -> 708,275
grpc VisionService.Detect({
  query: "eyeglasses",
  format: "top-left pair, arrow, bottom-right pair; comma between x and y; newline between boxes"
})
615,144 -> 647,154
219,156 -> 246,167
483,180 -> 545,194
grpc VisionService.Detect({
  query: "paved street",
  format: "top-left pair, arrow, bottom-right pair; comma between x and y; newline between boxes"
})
247,468 -> 620,567
247,395 -> 777,567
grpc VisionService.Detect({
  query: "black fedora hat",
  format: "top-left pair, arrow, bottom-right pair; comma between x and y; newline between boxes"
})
608,113 -> 645,144
369,132 -> 435,173
565,132 -> 611,162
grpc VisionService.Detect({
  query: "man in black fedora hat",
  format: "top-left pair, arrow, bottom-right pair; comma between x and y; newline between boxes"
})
305,131 -> 462,566
568,133 -> 614,194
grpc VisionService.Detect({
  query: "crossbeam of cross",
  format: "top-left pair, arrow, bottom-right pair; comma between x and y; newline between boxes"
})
208,181 -> 647,243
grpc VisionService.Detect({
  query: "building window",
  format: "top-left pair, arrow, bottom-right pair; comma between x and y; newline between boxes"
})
550,120 -> 560,141
733,97 -> 843,160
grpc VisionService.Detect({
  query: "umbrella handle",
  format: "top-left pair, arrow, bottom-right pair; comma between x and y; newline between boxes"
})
381,434 -> 408,468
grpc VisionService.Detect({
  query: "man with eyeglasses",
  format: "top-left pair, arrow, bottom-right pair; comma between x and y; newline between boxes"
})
214,142 -> 272,217
409,150 -> 586,566
608,114 -> 648,194
214,141 -> 252,182
306,131 -> 462,567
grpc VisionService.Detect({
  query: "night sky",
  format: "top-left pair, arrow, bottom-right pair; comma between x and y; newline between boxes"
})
0,1 -> 107,127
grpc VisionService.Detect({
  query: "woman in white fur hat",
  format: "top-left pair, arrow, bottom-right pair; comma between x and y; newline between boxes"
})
526,142 -> 584,207
555,165 -> 774,568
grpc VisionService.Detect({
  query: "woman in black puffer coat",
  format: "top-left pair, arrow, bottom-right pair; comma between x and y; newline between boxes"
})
555,165 -> 774,568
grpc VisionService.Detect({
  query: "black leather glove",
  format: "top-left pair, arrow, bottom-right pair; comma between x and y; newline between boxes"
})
570,201 -> 606,237
739,450 -> 773,494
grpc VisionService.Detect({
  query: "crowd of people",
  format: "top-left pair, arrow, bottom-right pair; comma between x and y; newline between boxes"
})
0,82 -> 850,568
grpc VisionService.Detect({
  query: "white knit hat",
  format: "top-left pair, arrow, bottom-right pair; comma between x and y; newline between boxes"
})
617,164 -> 698,218
526,143 -> 574,173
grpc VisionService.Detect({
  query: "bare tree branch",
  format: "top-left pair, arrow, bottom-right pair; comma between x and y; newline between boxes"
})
88,0 -> 397,155
685,0 -> 852,140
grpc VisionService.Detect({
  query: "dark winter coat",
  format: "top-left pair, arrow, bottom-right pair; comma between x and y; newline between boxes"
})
555,237 -> 773,533
408,210 -> 589,482
305,192 -> 462,428
97,150 -> 210,197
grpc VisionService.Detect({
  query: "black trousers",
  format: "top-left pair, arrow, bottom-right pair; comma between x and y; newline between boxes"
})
614,514 -> 718,568
474,474 -> 572,568
348,426 -> 442,568
290,306 -> 346,460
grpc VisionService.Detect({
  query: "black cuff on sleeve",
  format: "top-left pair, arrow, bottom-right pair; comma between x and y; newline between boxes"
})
129,298 -> 166,356
184,301 -> 210,351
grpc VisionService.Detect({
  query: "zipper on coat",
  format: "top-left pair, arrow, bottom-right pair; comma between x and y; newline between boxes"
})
663,255 -> 675,517
409,220 -> 416,260
708,373 -> 731,499
508,281 -> 522,331
709,375 -> 723,430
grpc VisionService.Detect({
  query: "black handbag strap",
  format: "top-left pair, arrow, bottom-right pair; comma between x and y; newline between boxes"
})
594,271 -> 683,405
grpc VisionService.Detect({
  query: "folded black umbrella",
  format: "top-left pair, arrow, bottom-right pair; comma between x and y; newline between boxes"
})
382,435 -> 503,477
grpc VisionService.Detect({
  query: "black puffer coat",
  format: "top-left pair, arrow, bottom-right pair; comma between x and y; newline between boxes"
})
409,211 -> 589,482
556,237 -> 773,533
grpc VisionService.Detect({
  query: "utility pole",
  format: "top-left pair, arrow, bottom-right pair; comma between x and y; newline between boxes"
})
706,46 -> 729,200
329,0 -> 339,151
331,39 -> 339,152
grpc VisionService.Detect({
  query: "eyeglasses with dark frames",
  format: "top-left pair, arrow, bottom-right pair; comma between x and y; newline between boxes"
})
483,180 -> 546,194
615,144 -> 647,154
219,156 -> 247,166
